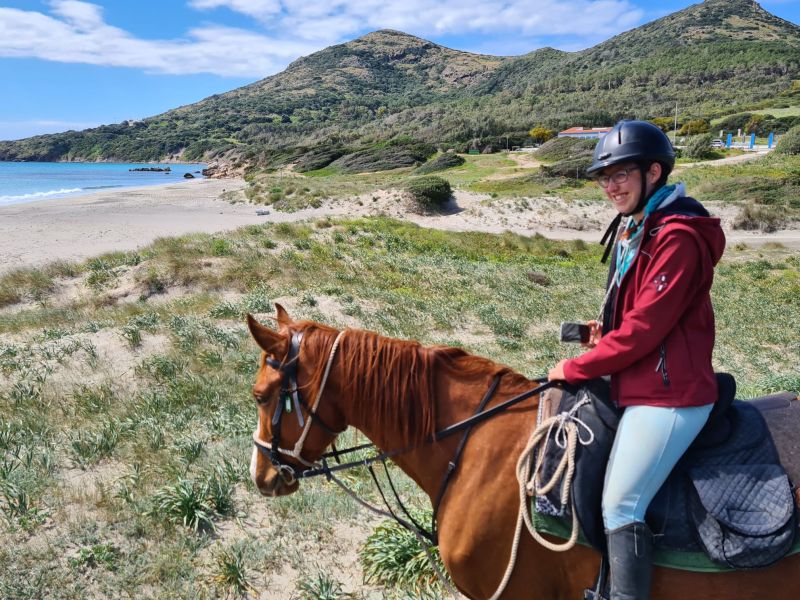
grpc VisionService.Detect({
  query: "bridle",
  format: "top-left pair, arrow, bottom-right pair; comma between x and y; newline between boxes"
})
252,329 -> 346,485
251,326 -> 557,546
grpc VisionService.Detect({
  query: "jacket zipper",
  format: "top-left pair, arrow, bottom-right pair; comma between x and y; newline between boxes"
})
656,343 -> 670,387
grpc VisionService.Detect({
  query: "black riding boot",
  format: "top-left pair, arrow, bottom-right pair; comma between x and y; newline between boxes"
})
606,522 -> 654,600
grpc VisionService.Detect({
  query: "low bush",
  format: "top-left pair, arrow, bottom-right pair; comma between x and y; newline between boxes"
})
536,137 -> 596,162
405,176 -> 452,211
360,515 -> 448,595
414,153 -> 465,175
540,156 -> 593,180
294,146 -> 346,172
683,133 -> 715,160
332,141 -> 436,174
774,125 -> 800,155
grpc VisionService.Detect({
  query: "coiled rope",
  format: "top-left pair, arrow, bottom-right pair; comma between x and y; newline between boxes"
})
488,395 -> 595,600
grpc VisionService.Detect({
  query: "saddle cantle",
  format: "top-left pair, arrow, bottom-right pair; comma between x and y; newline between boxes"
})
533,376 -> 800,571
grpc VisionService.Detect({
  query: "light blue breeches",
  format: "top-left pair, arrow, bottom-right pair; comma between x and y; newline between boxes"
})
602,403 -> 713,531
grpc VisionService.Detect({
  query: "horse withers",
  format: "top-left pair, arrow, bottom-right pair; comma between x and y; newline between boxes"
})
246,305 -> 800,600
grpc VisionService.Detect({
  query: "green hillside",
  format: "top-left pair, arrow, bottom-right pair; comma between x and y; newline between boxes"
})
0,0 -> 798,168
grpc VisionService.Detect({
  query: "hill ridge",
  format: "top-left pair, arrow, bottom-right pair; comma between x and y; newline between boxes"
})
1,0 -> 798,165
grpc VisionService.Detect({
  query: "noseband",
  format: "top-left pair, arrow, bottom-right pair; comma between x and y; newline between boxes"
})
252,329 -> 346,484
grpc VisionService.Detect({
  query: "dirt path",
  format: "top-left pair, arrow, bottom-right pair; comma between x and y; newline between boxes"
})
674,150 -> 771,170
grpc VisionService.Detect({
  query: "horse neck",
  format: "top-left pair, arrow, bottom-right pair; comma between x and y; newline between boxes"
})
325,340 -> 533,500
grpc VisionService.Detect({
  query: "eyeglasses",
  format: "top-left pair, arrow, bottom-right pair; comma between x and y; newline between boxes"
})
596,169 -> 631,188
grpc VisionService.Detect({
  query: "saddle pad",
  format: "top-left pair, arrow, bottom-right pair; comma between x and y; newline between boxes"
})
691,464 -> 794,536
532,501 -> 800,573
690,463 -> 797,569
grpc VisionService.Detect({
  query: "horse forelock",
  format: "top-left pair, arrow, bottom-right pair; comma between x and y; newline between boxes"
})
295,321 -> 522,447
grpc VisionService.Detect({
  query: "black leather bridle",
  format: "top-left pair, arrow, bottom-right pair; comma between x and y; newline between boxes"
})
251,328 -> 556,544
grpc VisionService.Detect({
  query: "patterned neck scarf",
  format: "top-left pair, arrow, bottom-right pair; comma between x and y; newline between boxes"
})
612,183 -> 680,286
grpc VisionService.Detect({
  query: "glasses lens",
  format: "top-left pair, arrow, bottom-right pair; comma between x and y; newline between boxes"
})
597,169 -> 628,188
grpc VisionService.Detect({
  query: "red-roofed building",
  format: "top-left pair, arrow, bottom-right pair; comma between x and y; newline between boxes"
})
557,126 -> 612,139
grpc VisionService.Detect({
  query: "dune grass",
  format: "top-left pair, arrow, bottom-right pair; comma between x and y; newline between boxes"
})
0,216 -> 798,598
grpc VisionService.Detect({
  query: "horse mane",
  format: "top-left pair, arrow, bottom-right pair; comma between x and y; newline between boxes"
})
295,321 -> 527,446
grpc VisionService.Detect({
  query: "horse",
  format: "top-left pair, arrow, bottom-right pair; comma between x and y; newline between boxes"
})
246,305 -> 800,600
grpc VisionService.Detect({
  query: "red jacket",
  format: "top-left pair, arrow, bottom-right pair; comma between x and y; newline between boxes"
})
563,196 -> 726,408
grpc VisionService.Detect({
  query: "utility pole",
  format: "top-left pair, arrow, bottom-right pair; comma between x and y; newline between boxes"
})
673,101 -> 678,145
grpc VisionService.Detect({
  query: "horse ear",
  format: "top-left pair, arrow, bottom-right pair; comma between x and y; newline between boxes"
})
275,303 -> 292,327
246,314 -> 288,356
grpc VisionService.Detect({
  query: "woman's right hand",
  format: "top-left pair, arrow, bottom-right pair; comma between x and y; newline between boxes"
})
582,320 -> 602,348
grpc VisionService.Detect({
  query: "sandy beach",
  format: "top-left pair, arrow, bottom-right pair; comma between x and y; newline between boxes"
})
2,177 -> 798,275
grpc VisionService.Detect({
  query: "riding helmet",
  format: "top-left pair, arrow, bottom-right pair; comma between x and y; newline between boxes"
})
586,120 -> 676,176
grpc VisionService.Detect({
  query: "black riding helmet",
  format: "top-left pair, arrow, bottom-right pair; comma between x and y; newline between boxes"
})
587,120 -> 676,177
592,121 -> 677,263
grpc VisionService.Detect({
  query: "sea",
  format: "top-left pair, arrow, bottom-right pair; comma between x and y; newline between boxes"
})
0,162 -> 207,206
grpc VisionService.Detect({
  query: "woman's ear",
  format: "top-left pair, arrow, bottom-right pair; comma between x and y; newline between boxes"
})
647,162 -> 663,185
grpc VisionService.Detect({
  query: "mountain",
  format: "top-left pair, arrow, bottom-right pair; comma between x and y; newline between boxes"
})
1,0 -> 798,168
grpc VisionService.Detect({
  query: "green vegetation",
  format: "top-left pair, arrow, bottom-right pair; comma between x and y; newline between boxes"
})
414,152 -> 465,174
2,1 -> 798,170
535,138 -> 596,163
405,176 -> 452,210
0,214 -> 797,597
683,133 -> 716,159
679,152 -> 800,231
360,514 -> 449,595
775,125 -> 800,155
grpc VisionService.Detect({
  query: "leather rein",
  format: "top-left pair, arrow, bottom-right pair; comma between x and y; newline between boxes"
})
252,329 -> 555,545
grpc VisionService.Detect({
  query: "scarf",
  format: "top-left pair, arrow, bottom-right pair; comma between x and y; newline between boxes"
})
612,183 -> 684,286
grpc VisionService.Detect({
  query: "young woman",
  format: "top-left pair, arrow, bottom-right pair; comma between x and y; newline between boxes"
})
548,120 -> 726,599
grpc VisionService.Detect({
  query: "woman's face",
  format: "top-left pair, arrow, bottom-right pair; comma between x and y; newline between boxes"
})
597,161 -> 662,217
597,162 -> 643,215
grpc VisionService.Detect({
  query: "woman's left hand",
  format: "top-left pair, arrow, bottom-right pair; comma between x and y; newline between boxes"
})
548,359 -> 568,382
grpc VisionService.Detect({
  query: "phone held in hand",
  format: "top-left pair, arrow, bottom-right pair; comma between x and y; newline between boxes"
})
560,322 -> 591,344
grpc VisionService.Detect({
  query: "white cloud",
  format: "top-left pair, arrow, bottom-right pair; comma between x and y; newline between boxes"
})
0,1 -> 319,77
0,0 -> 645,77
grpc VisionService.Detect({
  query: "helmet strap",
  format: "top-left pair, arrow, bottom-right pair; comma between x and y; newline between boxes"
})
621,163 -> 650,218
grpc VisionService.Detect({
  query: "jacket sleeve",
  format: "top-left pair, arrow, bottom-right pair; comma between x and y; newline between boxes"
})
563,227 -> 705,383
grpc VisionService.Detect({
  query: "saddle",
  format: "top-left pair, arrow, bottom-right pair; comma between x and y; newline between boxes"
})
533,375 -> 799,571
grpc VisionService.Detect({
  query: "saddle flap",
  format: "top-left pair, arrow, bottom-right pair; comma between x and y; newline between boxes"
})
689,463 -> 795,536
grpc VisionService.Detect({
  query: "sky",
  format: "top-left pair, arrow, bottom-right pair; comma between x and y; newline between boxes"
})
0,0 -> 798,141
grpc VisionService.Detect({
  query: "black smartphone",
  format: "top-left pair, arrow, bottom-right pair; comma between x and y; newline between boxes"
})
560,322 -> 591,344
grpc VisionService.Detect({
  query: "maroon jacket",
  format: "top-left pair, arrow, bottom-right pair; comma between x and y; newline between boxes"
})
563,196 -> 726,408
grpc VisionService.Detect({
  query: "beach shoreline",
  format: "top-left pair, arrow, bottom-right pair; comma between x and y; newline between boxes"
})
2,177 -> 798,275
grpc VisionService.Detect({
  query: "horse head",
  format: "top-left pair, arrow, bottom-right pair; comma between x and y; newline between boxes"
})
246,305 -> 347,497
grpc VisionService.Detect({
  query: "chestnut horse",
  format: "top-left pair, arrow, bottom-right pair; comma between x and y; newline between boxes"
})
247,306 -> 800,600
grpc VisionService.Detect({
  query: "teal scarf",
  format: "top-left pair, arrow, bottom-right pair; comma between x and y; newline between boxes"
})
613,184 -> 678,286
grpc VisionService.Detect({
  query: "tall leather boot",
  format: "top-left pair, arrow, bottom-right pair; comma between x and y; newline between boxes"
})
606,522 -> 654,600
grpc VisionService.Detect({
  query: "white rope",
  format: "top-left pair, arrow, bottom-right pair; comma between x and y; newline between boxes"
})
487,396 -> 594,600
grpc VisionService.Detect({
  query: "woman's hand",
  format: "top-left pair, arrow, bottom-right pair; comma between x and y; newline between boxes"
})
582,320 -> 602,349
548,359 -> 568,382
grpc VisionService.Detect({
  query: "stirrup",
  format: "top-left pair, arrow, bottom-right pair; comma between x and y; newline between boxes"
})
583,554 -> 609,600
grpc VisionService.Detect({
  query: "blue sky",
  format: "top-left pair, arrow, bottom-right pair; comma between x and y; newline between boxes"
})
1,0 -> 798,141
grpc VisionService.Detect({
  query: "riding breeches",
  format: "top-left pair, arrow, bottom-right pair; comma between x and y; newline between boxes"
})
602,403 -> 713,531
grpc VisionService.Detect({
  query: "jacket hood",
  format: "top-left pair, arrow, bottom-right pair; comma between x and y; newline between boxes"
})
651,194 -> 726,265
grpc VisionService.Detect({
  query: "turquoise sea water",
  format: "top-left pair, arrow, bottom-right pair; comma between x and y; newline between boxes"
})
0,162 -> 206,206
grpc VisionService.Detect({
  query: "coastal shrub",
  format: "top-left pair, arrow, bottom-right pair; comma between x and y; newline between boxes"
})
294,146 -> 346,172
733,202 -> 787,232
405,176 -> 452,211
414,153 -> 465,175
536,137 -> 596,162
540,156 -> 592,180
683,134 -> 715,159
332,141 -> 436,174
774,125 -> 800,155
